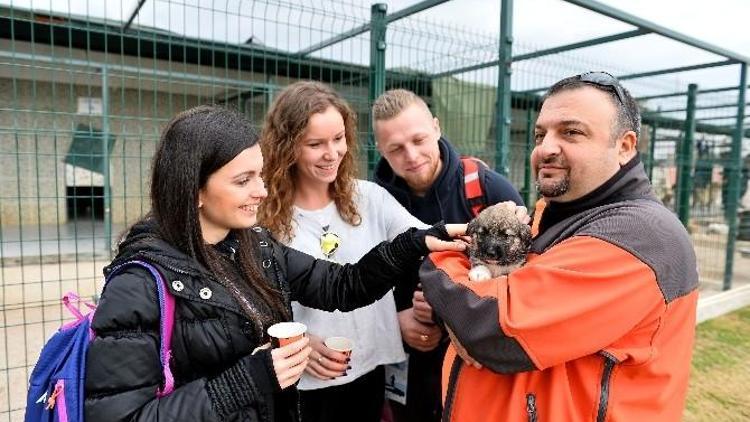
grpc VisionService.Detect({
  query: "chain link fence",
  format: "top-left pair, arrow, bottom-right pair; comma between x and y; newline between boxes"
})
1,1 -> 748,420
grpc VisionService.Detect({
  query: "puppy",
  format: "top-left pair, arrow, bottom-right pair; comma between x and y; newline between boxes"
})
467,203 -> 532,281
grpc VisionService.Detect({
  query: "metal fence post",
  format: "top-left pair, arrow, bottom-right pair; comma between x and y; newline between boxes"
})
368,3 -> 387,177
101,65 -> 112,258
522,107 -> 534,205
494,0 -> 513,176
723,62 -> 748,291
646,108 -> 659,180
676,83 -> 697,226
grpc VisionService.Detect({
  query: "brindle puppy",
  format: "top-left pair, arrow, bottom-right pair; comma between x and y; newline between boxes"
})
467,203 -> 532,281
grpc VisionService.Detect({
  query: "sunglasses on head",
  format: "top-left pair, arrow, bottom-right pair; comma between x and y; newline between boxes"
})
576,71 -> 626,105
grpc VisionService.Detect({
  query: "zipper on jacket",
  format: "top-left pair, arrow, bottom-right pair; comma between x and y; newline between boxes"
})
526,393 -> 538,422
441,357 -> 464,422
137,251 -> 193,275
596,353 -> 618,422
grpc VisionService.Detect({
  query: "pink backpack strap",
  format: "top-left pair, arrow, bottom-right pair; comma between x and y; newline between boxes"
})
60,293 -> 97,331
106,260 -> 176,397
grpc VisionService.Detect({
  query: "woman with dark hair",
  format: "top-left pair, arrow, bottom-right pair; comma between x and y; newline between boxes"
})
83,105 -> 464,422
259,81 -> 424,422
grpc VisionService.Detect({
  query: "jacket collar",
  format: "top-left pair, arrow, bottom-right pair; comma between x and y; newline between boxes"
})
107,217 -> 224,279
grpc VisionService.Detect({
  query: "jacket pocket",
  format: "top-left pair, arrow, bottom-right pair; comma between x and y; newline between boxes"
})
596,352 -> 619,422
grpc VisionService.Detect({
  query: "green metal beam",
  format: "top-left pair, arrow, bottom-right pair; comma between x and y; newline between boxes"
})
495,0 -> 514,176
646,109 -> 658,180
643,102 -> 750,114
641,113 -> 750,138
723,63 -> 747,291
123,0 -> 147,31
675,84 -> 697,227
0,51 -> 277,91
368,3 -> 388,177
296,0 -> 449,57
385,0 -> 450,23
101,66 -> 112,258
512,28 -> 649,62
562,0 -> 750,63
523,107 -> 535,205
637,86 -> 746,101
696,114 -> 749,121
618,60 -> 738,81
518,60 -> 739,96
430,29 -> 649,79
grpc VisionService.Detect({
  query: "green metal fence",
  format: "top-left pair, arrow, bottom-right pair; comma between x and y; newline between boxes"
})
1,0 -> 748,420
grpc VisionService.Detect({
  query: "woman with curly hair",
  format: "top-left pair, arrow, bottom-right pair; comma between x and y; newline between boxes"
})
258,81 -> 426,422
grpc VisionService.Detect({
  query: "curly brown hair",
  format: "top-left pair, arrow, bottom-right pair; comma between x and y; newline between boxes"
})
258,81 -> 361,241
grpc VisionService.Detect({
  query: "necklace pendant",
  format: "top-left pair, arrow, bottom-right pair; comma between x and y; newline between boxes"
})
320,227 -> 341,260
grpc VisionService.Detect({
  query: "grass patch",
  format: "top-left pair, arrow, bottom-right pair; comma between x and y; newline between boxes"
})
684,306 -> 750,421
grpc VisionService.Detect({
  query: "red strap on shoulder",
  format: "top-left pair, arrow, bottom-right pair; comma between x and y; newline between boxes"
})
461,157 -> 484,216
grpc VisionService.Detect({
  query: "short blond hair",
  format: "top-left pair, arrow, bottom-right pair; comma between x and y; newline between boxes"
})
372,89 -> 432,122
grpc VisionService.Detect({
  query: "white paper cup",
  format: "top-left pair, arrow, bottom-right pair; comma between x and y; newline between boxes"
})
324,336 -> 353,358
267,322 -> 307,347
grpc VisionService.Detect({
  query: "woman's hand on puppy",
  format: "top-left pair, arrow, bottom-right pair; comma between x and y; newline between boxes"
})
424,223 -> 469,252
271,336 -> 312,389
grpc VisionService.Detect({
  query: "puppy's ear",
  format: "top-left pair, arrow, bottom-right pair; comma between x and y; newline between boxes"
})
467,218 -> 478,236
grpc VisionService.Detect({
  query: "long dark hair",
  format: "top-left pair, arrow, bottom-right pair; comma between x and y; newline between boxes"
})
150,105 -> 289,321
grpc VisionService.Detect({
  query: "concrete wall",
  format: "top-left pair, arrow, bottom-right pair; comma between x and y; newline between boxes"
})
0,77 -> 204,226
0,39 -> 373,227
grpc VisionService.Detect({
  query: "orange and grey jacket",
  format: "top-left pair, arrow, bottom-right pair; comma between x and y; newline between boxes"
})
421,159 -> 699,422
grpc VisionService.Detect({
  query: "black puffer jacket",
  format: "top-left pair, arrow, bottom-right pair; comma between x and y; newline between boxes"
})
84,220 -> 434,422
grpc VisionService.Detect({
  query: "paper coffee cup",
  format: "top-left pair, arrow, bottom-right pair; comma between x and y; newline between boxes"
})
324,336 -> 353,357
267,322 -> 307,347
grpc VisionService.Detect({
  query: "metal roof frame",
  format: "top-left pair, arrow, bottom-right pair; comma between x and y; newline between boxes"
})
295,0 -> 450,57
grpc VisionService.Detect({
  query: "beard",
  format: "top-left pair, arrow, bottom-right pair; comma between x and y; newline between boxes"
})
534,155 -> 570,197
402,160 -> 440,193
535,175 -> 570,197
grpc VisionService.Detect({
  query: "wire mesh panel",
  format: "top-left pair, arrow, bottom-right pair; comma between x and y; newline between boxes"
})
0,1 -> 373,420
642,88 -> 749,289
0,1 -> 748,421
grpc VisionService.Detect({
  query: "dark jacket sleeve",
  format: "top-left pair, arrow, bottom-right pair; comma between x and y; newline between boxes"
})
281,228 -> 429,312
392,258 -> 422,312
84,268 -> 280,422
482,167 -> 524,207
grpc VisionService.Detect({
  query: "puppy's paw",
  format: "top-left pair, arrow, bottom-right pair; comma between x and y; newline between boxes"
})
469,265 -> 492,282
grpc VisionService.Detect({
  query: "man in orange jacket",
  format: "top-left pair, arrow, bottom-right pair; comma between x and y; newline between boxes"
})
420,72 -> 698,422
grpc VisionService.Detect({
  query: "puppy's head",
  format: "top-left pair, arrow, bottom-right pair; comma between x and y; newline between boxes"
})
467,203 -> 531,267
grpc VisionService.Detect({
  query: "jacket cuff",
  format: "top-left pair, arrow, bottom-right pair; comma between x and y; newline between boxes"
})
205,350 -> 279,418
383,228 -> 428,266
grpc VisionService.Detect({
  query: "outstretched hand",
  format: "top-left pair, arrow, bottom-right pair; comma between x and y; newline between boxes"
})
425,223 -> 468,252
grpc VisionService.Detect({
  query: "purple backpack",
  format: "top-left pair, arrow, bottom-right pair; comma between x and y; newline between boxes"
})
24,260 -> 176,422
